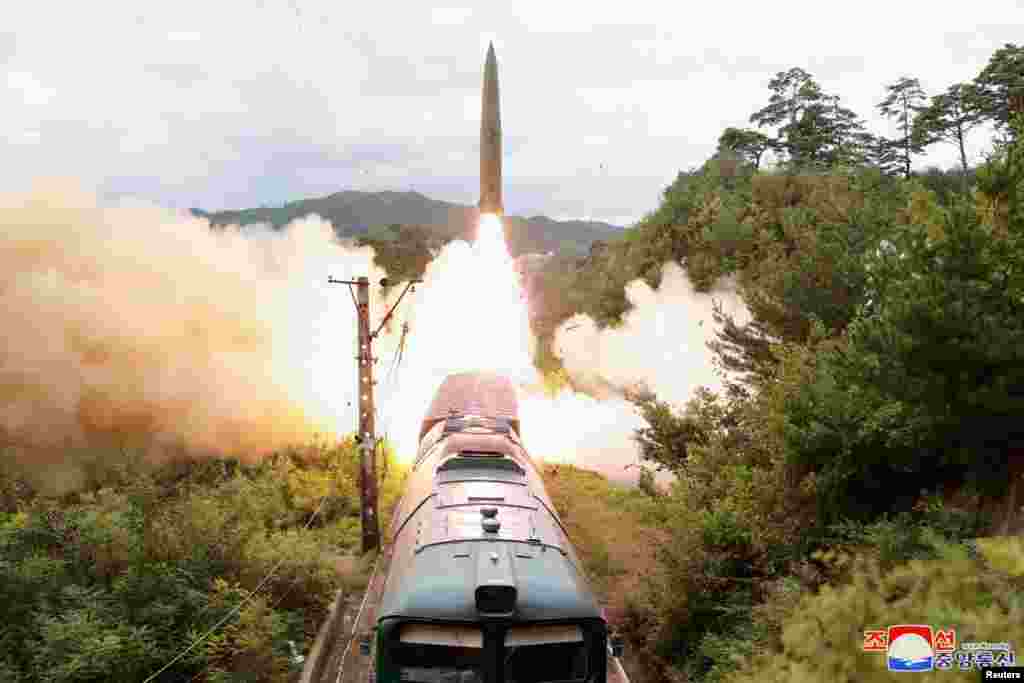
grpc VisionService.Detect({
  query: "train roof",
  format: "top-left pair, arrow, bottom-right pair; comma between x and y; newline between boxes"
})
380,375 -> 601,624
377,538 -> 601,622
419,372 -> 519,440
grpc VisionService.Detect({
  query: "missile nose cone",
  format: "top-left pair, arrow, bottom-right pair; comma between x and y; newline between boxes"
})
479,42 -> 503,216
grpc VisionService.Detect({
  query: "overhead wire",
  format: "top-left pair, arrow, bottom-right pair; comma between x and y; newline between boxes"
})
160,4 -> 358,679
375,319 -> 410,482
370,276 -> 418,479
144,490 -> 333,683
336,315 -> 413,683
332,548 -> 387,683
184,549 -> 315,683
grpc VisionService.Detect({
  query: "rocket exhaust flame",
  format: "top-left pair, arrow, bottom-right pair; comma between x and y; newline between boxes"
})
375,212 -> 538,460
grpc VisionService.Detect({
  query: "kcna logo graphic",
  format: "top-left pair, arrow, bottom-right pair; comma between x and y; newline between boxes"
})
887,626 -> 942,671
863,625 -> 957,672
864,625 -> 1016,672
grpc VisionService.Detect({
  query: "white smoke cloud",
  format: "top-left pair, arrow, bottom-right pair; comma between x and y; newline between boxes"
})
0,182 -> 752,494
375,257 -> 754,487
0,179 -> 388,461
518,390 -> 648,485
555,262 -> 751,406
536,261 -> 753,486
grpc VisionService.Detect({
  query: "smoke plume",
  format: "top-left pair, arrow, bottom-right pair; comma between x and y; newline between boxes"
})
555,262 -> 751,406
1,180 -> 753,493
537,262 -> 753,485
0,180 -> 386,465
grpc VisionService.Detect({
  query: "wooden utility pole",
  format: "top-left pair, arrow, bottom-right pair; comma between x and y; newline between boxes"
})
328,274 -> 421,553
355,276 -> 380,553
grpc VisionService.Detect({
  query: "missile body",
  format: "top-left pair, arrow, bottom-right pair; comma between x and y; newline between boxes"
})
479,42 -> 503,216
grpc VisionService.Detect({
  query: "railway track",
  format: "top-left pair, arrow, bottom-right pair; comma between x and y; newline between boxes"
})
303,535 -> 631,683
302,372 -> 632,683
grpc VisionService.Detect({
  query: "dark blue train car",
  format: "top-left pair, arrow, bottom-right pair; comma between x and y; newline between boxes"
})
373,371 -> 611,683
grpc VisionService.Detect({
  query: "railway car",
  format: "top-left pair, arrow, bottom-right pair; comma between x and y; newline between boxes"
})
371,371 -> 620,683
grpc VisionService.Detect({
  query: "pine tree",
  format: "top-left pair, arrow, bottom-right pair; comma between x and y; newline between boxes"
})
914,82 -> 985,186
973,43 -> 1024,134
750,68 -> 827,167
877,76 -> 929,179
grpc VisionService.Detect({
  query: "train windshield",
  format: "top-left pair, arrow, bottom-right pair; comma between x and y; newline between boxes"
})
390,623 -> 593,683
395,624 -> 483,683
503,624 -> 589,683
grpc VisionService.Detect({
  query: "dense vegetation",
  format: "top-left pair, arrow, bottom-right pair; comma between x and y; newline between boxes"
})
524,43 -> 1024,682
0,442 -> 407,682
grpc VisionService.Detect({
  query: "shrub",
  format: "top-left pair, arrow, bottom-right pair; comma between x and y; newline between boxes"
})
0,442 -> 376,682
722,538 -> 1024,683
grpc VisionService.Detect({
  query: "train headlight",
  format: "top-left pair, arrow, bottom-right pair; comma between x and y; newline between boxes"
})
475,581 -> 516,615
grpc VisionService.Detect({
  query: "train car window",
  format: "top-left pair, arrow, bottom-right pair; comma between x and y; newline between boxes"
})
503,624 -> 589,683
438,456 -> 525,474
395,624 -> 483,683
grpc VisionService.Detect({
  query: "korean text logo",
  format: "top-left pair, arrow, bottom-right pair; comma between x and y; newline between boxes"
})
863,626 -> 1016,672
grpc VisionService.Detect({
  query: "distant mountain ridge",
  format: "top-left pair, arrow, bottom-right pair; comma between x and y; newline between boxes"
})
190,190 -> 623,257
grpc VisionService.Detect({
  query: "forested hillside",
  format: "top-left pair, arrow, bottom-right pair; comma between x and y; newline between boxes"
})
192,190 -> 623,259
525,43 -> 1024,683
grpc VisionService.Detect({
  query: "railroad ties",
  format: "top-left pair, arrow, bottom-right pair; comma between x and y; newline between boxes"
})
303,542 -> 631,683
299,540 -> 393,683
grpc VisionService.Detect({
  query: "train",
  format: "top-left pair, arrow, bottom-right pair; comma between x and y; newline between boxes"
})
371,371 -> 622,683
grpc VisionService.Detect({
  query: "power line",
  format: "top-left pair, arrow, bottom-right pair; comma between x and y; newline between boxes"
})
332,549 -> 386,683
144,491 -> 332,683
333,460 -> 414,683
375,321 -> 410,483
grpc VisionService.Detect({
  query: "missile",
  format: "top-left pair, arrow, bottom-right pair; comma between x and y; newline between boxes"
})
479,42 -> 503,216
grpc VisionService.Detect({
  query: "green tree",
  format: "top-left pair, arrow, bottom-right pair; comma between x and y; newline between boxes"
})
717,127 -> 777,170
877,76 -> 929,179
794,94 -> 868,167
914,82 -> 985,186
785,184 -> 1024,524
817,94 -> 870,167
637,467 -> 660,497
749,68 -> 827,166
916,165 -> 980,207
750,69 -> 868,170
707,301 -> 780,387
973,43 -> 1024,135
854,131 -> 902,175
631,389 -> 713,474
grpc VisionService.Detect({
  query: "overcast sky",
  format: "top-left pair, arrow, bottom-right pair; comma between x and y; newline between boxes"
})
4,1 -> 1023,226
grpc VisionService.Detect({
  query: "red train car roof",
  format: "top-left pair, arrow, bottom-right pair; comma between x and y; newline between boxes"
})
420,372 -> 519,440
